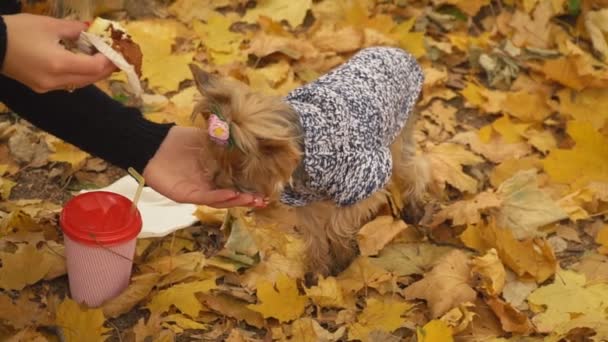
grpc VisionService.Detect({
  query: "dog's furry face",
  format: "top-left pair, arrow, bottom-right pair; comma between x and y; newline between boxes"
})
189,64 -> 302,200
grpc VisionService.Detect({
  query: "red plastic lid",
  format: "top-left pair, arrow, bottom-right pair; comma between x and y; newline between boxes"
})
60,191 -> 142,246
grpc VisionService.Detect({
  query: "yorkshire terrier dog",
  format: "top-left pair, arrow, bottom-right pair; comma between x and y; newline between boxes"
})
190,47 -> 430,275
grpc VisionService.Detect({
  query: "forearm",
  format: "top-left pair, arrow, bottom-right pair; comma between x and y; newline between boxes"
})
0,75 -> 173,173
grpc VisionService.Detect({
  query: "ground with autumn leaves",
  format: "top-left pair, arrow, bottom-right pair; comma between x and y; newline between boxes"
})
1,0 -> 608,341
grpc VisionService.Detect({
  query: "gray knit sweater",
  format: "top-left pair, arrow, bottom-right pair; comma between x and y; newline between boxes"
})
279,47 -> 424,207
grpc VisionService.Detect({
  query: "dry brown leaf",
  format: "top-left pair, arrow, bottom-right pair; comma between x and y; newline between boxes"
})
356,216 -> 407,256
0,290 -> 52,329
101,273 -> 161,318
485,296 -> 535,334
403,250 -> 476,318
430,191 -> 502,227
452,131 -> 532,163
199,293 -> 265,328
471,249 -> 506,296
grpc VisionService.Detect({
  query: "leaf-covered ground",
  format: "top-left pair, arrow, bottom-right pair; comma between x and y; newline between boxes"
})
1,0 -> 608,341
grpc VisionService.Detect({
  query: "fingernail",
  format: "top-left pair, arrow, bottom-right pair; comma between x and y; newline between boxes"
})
84,21 -> 91,27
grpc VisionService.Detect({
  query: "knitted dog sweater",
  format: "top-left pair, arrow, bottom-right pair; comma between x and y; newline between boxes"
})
280,47 -> 424,207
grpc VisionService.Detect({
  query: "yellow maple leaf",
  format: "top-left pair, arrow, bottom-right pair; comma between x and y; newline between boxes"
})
509,0 -> 555,49
460,220 -> 557,283
0,243 -> 65,290
543,121 -> 608,187
452,131 -> 532,163
56,298 -> 108,342
459,81 -> 506,114
390,17 -> 426,58
243,0 -> 312,27
48,140 -> 89,169
416,319 -> 454,342
439,303 -> 476,334
247,273 -> 307,322
427,143 -> 484,194
0,177 -> 16,200
403,250 -> 477,318
486,115 -> 531,144
168,0 -> 228,23
147,278 -> 217,317
503,91 -> 554,122
490,156 -> 542,187
370,242 -> 454,277
527,269 -> 608,333
123,20 -> 195,93
304,276 -> 347,308
192,13 -> 247,65
555,88 -> 608,132
347,297 -> 412,342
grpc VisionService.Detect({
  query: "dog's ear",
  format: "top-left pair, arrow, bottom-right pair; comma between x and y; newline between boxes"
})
189,63 -> 217,96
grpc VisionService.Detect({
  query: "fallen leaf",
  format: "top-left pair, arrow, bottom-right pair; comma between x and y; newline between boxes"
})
199,293 -> 265,328
584,9 -> 608,61
356,216 -> 407,256
430,191 -> 502,227
416,319 -> 454,342
471,249 -> 506,296
439,302 -> 476,334
347,297 -> 411,342
452,131 -> 532,163
243,0 -> 312,27
527,269 -> 608,333
555,88 -> 608,131
496,170 -> 569,239
168,0 -> 227,23
337,257 -> 393,294
247,273 -> 307,322
571,253 -> 608,284
509,0 -> 556,49
370,242 -> 454,277
403,250 -> 477,318
502,270 -> 538,309
0,290 -> 51,329
0,243 -> 65,290
304,276 -> 347,309
426,142 -> 484,194
47,140 -> 89,170
485,296 -> 534,334
123,19 -> 195,93
502,91 -> 554,122
147,278 -> 217,317
192,13 -> 247,65
161,314 -> 208,333
132,313 -> 175,342
56,298 -> 108,342
544,121 -> 608,188
289,317 -> 346,342
101,273 -> 161,318
460,220 -> 557,283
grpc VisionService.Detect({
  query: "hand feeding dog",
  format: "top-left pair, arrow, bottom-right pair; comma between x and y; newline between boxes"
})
190,47 -> 430,276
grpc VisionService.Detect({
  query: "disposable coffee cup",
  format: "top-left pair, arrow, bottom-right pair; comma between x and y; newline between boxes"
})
60,191 -> 142,307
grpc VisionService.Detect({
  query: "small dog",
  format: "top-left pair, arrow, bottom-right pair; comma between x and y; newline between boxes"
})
190,47 -> 430,275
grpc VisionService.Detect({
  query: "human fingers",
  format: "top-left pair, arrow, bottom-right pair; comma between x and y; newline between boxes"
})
53,51 -> 117,77
186,189 -> 265,208
55,18 -> 89,41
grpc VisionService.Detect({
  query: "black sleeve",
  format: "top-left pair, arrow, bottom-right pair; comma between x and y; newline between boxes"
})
0,75 -> 174,173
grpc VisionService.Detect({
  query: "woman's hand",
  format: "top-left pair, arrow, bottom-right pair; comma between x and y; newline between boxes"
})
1,13 -> 116,93
143,126 -> 267,208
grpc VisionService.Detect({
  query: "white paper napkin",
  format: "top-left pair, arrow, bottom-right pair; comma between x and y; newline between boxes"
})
80,176 -> 198,238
